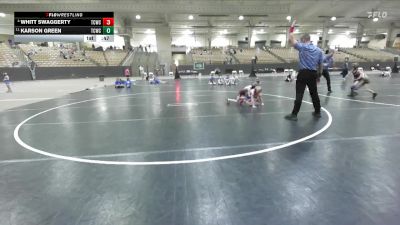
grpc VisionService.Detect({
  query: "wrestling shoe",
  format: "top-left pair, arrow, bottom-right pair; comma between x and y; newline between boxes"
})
284,114 -> 298,121
312,112 -> 321,118
348,91 -> 358,97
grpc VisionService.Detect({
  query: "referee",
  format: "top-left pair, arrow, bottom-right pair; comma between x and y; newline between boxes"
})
285,21 -> 324,121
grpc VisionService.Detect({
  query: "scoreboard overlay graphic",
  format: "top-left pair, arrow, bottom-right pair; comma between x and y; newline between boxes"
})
14,12 -> 114,42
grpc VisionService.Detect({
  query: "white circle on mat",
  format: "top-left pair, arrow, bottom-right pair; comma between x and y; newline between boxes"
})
14,91 -> 333,165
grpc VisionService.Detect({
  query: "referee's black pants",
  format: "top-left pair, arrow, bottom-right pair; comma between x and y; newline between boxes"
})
322,69 -> 332,91
292,69 -> 321,115
340,68 -> 348,78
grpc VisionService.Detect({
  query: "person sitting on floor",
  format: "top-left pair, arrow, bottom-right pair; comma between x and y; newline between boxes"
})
224,74 -> 232,85
125,78 -> 133,88
380,67 -> 391,78
149,75 -> 161,85
209,73 -> 216,85
115,78 -> 125,88
217,74 -> 224,85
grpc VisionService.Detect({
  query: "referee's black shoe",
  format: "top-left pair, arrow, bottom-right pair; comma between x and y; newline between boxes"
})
312,112 -> 321,118
284,114 -> 298,121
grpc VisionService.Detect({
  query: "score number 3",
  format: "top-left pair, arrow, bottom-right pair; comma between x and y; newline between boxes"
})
102,18 -> 114,26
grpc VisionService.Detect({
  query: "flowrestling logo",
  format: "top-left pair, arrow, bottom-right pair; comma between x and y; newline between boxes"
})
367,11 -> 388,19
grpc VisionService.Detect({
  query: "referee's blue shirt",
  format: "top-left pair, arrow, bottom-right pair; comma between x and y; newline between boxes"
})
294,42 -> 323,71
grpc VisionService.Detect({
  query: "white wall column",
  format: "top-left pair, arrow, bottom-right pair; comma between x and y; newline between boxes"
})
322,23 -> 329,49
155,26 -> 172,74
356,23 -> 365,47
386,22 -> 395,48
248,27 -> 252,48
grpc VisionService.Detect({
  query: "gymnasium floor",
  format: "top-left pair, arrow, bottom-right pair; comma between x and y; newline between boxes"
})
0,72 -> 400,225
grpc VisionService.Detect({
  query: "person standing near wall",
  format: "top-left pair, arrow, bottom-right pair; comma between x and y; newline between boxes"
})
322,49 -> 334,93
341,57 -> 349,80
139,65 -> 144,80
124,67 -> 131,78
28,60 -> 37,80
3,73 -> 12,93
284,20 -> 324,121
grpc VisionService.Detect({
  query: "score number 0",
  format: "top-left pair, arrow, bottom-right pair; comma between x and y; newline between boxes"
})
102,18 -> 114,35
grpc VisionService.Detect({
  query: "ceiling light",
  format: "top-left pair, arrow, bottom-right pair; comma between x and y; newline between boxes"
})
331,16 -> 337,21
135,15 -> 141,20
188,15 -> 194,20
145,29 -> 153,34
183,30 -> 193,35
0,13 -> 5,18
317,32 -> 321,35
238,15 -> 244,20
363,33 -> 366,36
219,29 -> 228,35
345,31 -> 350,35
286,15 -> 291,21
328,29 -> 333,34
373,17 -> 379,22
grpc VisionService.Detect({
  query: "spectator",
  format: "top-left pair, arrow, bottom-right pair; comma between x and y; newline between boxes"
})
139,65 -> 144,80
215,68 -> 221,75
321,49 -> 334,93
125,78 -> 132,88
115,78 -> 124,88
341,58 -> 349,80
124,68 -> 131,78
3,72 -> 12,93
29,60 -> 37,80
